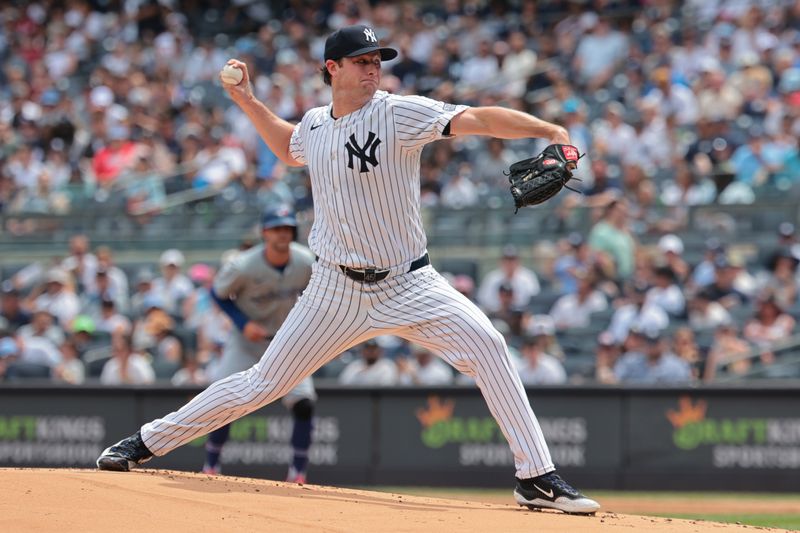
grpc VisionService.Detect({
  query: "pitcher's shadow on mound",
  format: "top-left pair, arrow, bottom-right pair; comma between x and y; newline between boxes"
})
146,470 -> 523,513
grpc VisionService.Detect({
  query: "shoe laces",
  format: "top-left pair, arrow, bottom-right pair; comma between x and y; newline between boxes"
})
540,472 -> 581,497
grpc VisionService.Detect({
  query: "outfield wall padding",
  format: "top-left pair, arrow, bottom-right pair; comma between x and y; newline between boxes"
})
1,385 -> 798,491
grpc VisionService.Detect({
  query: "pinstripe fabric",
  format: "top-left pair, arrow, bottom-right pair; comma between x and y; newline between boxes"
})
368,266 -> 553,477
141,262 -> 553,477
141,261 -> 372,454
139,90 -> 556,479
289,91 -> 468,269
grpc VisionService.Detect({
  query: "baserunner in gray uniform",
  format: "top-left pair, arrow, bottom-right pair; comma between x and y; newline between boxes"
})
203,204 -> 316,483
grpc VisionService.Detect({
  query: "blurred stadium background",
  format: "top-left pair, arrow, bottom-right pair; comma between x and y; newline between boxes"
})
1,0 -> 800,510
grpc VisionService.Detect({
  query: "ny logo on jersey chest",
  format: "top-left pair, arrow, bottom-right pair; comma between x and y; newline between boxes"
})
345,131 -> 381,172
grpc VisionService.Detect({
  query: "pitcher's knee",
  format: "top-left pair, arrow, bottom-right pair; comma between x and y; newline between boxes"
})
481,328 -> 509,355
456,329 -> 510,369
226,366 -> 283,407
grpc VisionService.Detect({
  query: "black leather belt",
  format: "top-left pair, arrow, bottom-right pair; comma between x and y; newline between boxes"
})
340,253 -> 430,283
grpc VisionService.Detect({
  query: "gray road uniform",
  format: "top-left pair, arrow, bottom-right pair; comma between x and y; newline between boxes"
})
210,242 -> 317,406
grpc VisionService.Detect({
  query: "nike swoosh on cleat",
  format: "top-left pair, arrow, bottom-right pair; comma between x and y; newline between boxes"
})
533,484 -> 554,498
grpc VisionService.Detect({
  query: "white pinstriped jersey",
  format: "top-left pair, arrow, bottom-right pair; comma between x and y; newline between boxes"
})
289,90 -> 468,268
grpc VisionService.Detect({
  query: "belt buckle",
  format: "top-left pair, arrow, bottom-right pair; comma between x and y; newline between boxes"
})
343,265 -> 389,282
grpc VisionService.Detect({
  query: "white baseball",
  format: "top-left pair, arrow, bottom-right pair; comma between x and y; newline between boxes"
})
220,64 -> 243,86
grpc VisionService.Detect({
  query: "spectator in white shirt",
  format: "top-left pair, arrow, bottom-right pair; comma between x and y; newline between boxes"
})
81,267 -> 128,319
655,234 -> 692,284
523,314 -> 565,361
338,339 -> 398,386
459,39 -> 499,90
608,281 -> 669,344
516,334 -> 567,385
93,246 -> 130,311
17,308 -> 65,347
152,249 -> 194,316
572,15 -> 628,90
2,333 -> 65,381
32,268 -> 81,329
594,331 -> 622,384
100,332 -> 155,385
690,238 -> 727,290
660,158 -> 717,209
635,97 -> 673,170
130,269 -> 158,318
6,143 -> 45,191
687,288 -> 732,331
645,265 -> 686,318
440,165 -> 479,209
501,30 -> 537,98
192,133 -> 248,190
60,234 -> 98,292
94,298 -> 132,335
397,344 -> 454,386
171,353 -> 208,386
729,7 -> 779,66
549,269 -> 608,330
591,101 -> 638,161
52,337 -> 86,385
671,27 -> 715,82
473,138 -> 519,192
646,66 -> 700,127
477,245 -> 541,313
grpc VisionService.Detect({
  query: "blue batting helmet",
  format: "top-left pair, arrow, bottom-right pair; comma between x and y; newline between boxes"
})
261,204 -> 297,230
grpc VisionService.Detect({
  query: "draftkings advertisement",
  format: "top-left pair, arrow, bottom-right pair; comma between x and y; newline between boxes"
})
0,387 -> 798,489
629,394 -> 800,470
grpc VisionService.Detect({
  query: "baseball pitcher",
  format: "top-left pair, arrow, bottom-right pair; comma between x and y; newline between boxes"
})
97,24 -> 599,515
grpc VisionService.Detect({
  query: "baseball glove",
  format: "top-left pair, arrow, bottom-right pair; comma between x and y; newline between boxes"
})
507,144 -> 582,213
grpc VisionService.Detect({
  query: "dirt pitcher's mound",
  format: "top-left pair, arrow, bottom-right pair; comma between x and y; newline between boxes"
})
0,468 -> 789,533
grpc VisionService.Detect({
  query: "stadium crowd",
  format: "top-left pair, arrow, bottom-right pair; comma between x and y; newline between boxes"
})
2,0 -> 800,386
2,218 -> 799,386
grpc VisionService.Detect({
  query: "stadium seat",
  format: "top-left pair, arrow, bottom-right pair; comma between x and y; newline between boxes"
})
152,359 -> 181,380
435,258 -> 479,281
4,362 -> 51,380
85,356 -> 111,379
527,289 -> 561,315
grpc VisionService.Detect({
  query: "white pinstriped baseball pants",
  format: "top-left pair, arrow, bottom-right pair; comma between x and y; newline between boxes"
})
141,261 -> 554,478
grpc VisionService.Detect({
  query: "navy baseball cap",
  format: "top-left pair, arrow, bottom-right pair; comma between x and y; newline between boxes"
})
261,204 -> 297,229
324,25 -> 398,61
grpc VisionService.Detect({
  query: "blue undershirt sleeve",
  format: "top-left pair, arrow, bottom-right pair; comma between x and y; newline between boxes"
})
210,287 -> 249,332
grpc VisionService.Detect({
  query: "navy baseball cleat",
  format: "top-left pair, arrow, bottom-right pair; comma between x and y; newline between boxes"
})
96,431 -> 153,472
514,471 -> 600,515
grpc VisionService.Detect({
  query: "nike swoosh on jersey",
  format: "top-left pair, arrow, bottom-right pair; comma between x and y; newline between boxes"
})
310,123 -> 322,131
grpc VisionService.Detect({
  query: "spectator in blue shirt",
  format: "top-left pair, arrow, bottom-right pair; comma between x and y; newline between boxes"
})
613,327 -> 692,384
730,126 -> 793,186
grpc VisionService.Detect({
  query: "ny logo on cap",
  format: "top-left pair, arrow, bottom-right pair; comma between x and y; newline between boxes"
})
363,27 -> 377,43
